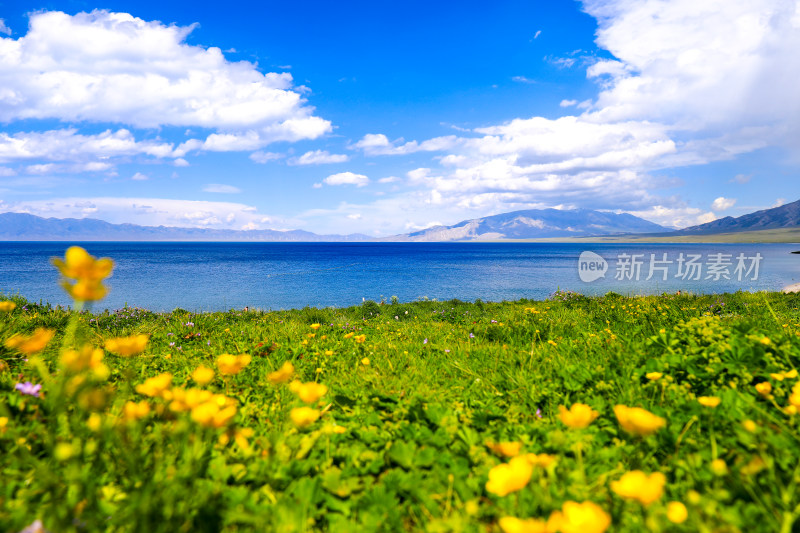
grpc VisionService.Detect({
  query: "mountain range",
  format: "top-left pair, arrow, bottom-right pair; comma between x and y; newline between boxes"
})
0,199 -> 798,241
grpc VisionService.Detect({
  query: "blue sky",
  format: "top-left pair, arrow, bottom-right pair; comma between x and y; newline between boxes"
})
0,0 -> 798,235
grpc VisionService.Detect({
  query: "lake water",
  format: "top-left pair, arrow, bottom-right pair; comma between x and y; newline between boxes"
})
0,242 -> 798,312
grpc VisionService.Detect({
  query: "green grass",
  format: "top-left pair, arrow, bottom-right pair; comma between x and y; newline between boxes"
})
2,289 -> 800,532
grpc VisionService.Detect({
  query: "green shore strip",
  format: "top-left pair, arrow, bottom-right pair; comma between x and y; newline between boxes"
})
2,290 -> 800,532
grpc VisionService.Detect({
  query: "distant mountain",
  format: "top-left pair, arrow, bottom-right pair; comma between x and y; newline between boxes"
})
390,208 -> 670,241
677,199 -> 800,235
0,213 -> 373,242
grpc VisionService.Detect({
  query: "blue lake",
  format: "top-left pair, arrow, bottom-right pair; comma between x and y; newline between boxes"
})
0,242 -> 798,312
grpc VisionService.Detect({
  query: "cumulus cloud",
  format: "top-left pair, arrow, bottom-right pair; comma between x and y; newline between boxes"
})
0,19 -> 11,36
323,172 -> 369,187
288,150 -> 349,165
3,197 -> 274,229
711,197 -> 736,211
131,172 -> 149,181
249,151 -> 283,164
354,133 -> 460,156
730,173 -> 752,184
203,184 -> 242,194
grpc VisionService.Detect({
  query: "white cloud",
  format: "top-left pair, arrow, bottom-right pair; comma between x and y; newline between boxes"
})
354,133 -> 460,156
0,10 -> 330,140
560,99 -> 578,107
2,197 -> 274,229
711,197 -> 736,211
323,172 -> 369,187
346,213 -> 362,220
249,151 -> 283,164
512,76 -> 536,84
288,150 -> 349,165
774,198 -> 787,207
0,166 -> 15,176
173,158 -> 189,167
131,172 -> 149,181
203,184 -> 241,194
378,176 -> 400,183
730,173 -> 752,184
533,30 -> 541,39
0,19 -> 11,36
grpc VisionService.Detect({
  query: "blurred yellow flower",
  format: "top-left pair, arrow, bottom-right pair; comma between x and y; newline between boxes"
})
740,456 -> 766,476
54,442 -> 78,461
0,301 -> 16,312
354,334 -> 366,343
645,372 -> 663,380
4,328 -> 55,355
486,441 -> 522,458
191,400 -> 237,428
192,365 -> 215,386
786,369 -> 799,379
62,279 -> 107,302
310,323 -> 321,330
135,372 -> 173,397
523,453 -> 557,468
558,403 -> 599,429
216,353 -> 251,375
614,405 -> 666,436
547,501 -> 610,533
289,380 -> 328,403
267,361 -> 294,384
666,501 -> 688,524
87,413 -> 102,432
711,459 -> 728,476
698,396 -> 721,408
485,455 -> 533,497
742,419 -> 758,432
755,382 -> 772,397
105,334 -> 149,357
123,400 -> 151,422
361,357 -> 370,366
60,345 -> 109,380
498,516 -> 547,533
611,470 -> 665,505
290,406 -> 320,428
52,246 -> 114,282
344,332 -> 354,339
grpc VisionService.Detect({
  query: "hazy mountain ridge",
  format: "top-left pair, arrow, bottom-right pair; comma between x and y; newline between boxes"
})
390,208 -> 670,241
676,199 -> 800,235
0,213 -> 373,242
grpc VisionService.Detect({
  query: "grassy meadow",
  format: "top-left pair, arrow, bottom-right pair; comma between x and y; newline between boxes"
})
2,248 -> 800,532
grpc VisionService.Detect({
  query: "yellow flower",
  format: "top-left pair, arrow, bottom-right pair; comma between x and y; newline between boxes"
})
289,380 -> 328,403
354,334 -> 366,343
755,382 -> 772,397
192,365 -> 215,386
61,279 -> 108,302
310,323 -> 321,330
52,246 -> 114,282
645,372 -> 663,380
87,413 -> 103,432
558,403 -> 599,429
105,334 -> 149,357
698,396 -> 721,408
742,419 -> 757,432
485,455 -> 533,497
135,372 -> 173,398
547,501 -> 611,533
267,361 -> 294,384
361,357 -> 370,366
786,369 -> 799,379
60,345 -> 109,379
0,301 -> 16,312
614,405 -> 666,436
216,353 -> 251,375
122,400 -> 151,422
710,459 -> 728,476
4,328 -> 55,355
771,372 -> 785,381
611,470 -> 665,505
344,332 -> 354,339
0,416 -> 8,434
666,501 -> 688,524
290,406 -> 320,428
54,442 -> 78,461
486,441 -> 522,458
740,456 -> 766,476
498,516 -> 547,533
191,400 -> 237,428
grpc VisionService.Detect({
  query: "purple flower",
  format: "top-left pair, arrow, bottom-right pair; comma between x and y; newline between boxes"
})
491,320 -> 498,323
423,338 -> 428,344
535,408 -> 543,419
169,342 -> 175,347
445,349 -> 450,353
185,322 -> 194,327
469,333 -> 475,339
15,381 -> 41,398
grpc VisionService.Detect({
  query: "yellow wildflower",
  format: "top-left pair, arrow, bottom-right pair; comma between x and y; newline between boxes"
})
105,334 -> 149,357
4,328 -> 55,355
216,353 -> 251,375
54,442 -> 78,461
742,419 -> 757,432
645,372 -> 663,380
267,361 -> 294,384
485,455 -> 533,497
290,406 -> 320,428
666,501 -> 688,524
755,382 -> 772,397
614,405 -> 666,436
0,301 -> 16,312
122,401 -> 151,422
344,332 -> 354,339
547,501 -> 610,533
310,323 -> 321,330
87,413 -> 103,432
60,345 -> 106,375
611,470 -> 665,505
191,400 -> 237,428
61,279 -> 108,301
289,380 -> 328,403
192,365 -> 215,386
710,459 -> 728,476
486,441 -> 522,458
135,372 -> 173,398
558,403 -> 599,429
361,357 -> 370,366
740,456 -> 766,476
524,453 -> 557,468
771,372 -> 785,381
698,396 -> 721,408
52,246 -> 114,282
498,516 -> 547,533
785,369 -> 798,379
354,334 -> 366,343
0,416 -> 8,434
